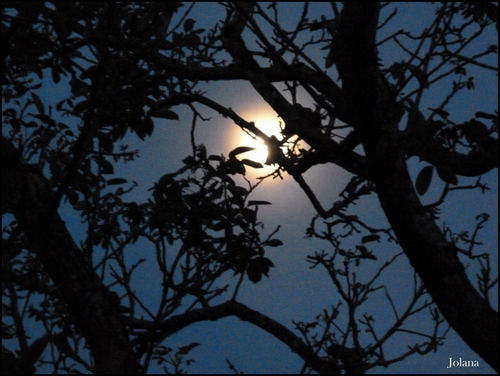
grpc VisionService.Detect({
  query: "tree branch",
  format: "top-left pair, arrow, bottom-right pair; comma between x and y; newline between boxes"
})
329,3 -> 498,371
2,136 -> 140,374
127,300 -> 340,374
411,140 -> 498,177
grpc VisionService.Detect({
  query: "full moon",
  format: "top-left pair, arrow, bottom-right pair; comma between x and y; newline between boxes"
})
229,106 -> 285,178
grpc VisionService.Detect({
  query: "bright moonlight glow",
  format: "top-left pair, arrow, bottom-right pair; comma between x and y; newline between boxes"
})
229,106 -> 287,178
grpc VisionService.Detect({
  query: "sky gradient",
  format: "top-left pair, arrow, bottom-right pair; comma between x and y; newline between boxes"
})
5,2 -> 497,374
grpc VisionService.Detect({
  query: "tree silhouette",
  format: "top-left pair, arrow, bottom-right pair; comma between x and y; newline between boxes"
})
2,2 -> 497,374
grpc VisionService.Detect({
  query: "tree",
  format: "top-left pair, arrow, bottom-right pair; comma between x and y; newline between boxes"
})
2,2 -> 498,374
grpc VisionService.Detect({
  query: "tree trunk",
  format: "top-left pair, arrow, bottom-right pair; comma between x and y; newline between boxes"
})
2,136 -> 140,374
329,3 -> 498,371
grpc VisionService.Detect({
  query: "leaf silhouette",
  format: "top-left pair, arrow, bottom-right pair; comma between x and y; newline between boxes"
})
229,146 -> 255,159
241,159 -> 264,169
183,18 -> 195,33
416,166 -> 434,195
107,178 -> 127,185
150,108 -> 179,120
248,200 -> 272,206
436,165 -> 458,185
265,239 -> 283,247
362,234 -> 380,244
178,342 -> 200,355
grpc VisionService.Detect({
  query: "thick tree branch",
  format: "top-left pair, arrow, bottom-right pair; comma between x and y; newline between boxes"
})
127,300 -> 340,374
330,3 -> 498,371
412,140 -> 498,177
165,93 -> 368,177
148,54 -> 347,114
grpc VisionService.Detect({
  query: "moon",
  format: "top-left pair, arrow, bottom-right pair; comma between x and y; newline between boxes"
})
229,106 -> 285,178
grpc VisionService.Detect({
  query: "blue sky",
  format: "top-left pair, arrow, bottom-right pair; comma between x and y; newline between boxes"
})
99,3 -> 498,374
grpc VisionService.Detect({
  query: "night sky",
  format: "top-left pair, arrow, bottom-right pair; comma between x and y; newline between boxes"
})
98,3 -> 498,374
8,2 -> 497,374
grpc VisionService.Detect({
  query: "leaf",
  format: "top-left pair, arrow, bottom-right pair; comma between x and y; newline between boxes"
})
73,100 -> 88,114
461,120 -> 489,143
260,257 -> 275,275
34,114 -> 56,127
66,189 -> 79,206
178,342 -> 200,355
241,208 -> 257,225
246,260 -> 262,282
69,78 -> 90,95
248,200 -> 272,206
475,111 -> 497,120
415,166 -> 434,195
265,239 -> 283,247
466,77 -> 475,90
183,18 -> 195,33
406,63 -> 428,86
356,245 -> 377,260
150,108 -> 179,120
208,154 -> 223,162
223,159 -> 246,175
246,257 -> 275,283
73,201 -> 87,211
22,334 -> 51,364
387,61 -> 405,83
228,185 -> 248,196
428,107 -> 449,119
407,108 -> 426,129
99,159 -> 114,174
241,159 -> 263,169
25,121 -> 38,128
143,117 -> 154,137
325,50 -> 334,68
436,165 -> 458,185
107,178 -> 128,185
246,265 -> 262,283
362,234 -> 380,244
31,93 -> 45,114
51,67 -> 61,83
154,346 -> 172,356
229,146 -> 255,159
